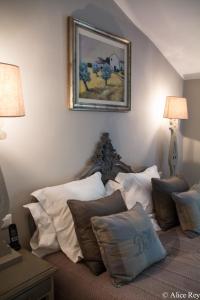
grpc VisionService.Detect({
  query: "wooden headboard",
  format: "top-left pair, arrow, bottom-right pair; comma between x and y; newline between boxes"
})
77,132 -> 133,183
28,132 -> 133,235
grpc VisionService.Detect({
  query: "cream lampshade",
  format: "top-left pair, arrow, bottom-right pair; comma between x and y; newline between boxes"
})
164,96 -> 188,176
0,63 -> 25,117
164,96 -> 188,120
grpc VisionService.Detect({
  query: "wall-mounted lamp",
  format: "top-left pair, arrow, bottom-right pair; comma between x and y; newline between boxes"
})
0,63 -> 25,138
164,96 -> 188,176
0,62 -> 25,268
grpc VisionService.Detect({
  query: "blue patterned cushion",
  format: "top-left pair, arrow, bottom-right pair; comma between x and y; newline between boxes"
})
91,202 -> 167,287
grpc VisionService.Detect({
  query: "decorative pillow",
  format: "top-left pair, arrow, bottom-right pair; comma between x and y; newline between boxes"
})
105,171 -> 161,231
115,165 -> 160,214
152,176 -> 189,230
23,203 -> 60,257
105,180 -> 122,196
172,189 -> 200,238
31,172 -> 106,263
67,190 -> 127,275
91,202 -> 167,287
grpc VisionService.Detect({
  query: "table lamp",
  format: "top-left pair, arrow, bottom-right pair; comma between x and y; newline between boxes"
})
0,62 -> 25,269
164,96 -> 188,176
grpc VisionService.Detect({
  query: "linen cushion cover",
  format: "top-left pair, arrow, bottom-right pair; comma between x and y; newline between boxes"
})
23,202 -> 60,257
115,165 -> 160,186
67,190 -> 127,275
105,178 -> 161,231
31,172 -> 106,263
152,176 -> 189,230
115,165 -> 160,214
91,202 -> 167,287
105,180 -> 122,196
172,189 -> 200,238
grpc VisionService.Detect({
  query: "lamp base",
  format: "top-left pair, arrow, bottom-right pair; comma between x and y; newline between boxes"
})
0,242 -> 22,271
168,120 -> 178,176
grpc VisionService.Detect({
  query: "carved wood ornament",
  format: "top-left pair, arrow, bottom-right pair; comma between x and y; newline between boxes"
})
78,132 -> 133,184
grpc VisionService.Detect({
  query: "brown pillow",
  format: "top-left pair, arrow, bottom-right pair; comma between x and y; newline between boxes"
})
152,177 -> 189,230
67,190 -> 127,275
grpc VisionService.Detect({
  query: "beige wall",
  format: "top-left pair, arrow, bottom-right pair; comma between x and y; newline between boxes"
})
182,79 -> 200,185
0,0 -> 183,246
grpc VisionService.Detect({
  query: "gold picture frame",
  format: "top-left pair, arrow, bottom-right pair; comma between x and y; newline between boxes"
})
68,17 -> 131,112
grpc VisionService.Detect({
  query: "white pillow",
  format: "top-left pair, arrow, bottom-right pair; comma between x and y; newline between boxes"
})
23,203 -> 60,257
149,213 -> 161,231
31,172 -> 106,263
115,165 -> 160,214
105,173 -> 161,232
105,180 -> 122,196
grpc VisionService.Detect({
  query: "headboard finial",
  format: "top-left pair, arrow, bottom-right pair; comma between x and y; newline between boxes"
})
79,132 -> 132,183
90,132 -> 120,164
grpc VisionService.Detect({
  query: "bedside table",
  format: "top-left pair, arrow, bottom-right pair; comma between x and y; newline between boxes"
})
0,249 -> 57,300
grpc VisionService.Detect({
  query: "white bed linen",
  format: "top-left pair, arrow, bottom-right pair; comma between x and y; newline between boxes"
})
31,172 -> 106,262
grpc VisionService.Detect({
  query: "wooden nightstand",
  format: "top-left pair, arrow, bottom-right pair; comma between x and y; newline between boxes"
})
0,249 -> 57,300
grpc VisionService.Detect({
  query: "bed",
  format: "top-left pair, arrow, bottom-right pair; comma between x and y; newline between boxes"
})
29,133 -> 200,300
46,227 -> 200,300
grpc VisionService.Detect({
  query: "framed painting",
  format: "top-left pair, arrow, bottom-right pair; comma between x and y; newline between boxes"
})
68,17 -> 131,112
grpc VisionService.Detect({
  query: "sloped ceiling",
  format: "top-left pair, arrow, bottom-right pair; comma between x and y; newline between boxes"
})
114,0 -> 200,79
